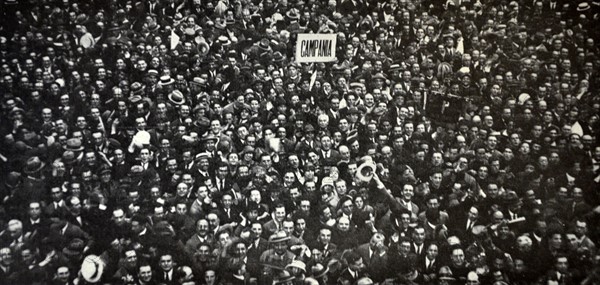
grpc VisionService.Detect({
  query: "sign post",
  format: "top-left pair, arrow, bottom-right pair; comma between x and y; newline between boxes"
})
295,34 -> 337,63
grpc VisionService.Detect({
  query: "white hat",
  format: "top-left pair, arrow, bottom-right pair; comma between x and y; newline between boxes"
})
80,255 -> 105,283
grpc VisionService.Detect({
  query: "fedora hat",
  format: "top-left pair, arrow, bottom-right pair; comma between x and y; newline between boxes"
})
214,18 -> 227,30
148,22 -> 160,32
128,95 -> 143,104
8,106 -> 24,117
62,150 -> 77,165
201,133 -> 219,142
5,172 -> 21,188
63,238 -> 85,256
159,75 -> 175,86
371,73 -> 387,81
273,270 -> 295,284
131,131 -> 151,148
168,90 -> 186,105
23,156 -> 45,175
190,77 -> 208,87
577,2 -> 591,11
269,231 -> 290,243
272,51 -> 285,63
130,82 -> 145,95
286,8 -> 300,20
81,255 -> 105,283
310,263 -> 329,279
64,138 -> 84,152
217,35 -> 231,46
286,260 -> 306,273
258,38 -> 271,51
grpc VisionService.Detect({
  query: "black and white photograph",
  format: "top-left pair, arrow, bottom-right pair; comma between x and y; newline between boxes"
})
0,0 -> 599,284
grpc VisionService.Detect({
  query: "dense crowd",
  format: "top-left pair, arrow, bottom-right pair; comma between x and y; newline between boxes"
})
1,0 -> 600,284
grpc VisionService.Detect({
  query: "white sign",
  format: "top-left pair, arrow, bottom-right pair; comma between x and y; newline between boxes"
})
295,33 -> 337,63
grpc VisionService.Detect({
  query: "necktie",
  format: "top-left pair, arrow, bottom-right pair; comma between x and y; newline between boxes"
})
165,272 -> 169,281
467,220 -> 472,231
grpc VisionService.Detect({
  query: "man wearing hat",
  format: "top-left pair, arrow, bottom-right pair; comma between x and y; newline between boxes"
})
260,231 -> 295,271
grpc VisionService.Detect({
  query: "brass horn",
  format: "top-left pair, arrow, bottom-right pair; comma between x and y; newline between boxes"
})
196,36 -> 210,57
356,161 -> 377,182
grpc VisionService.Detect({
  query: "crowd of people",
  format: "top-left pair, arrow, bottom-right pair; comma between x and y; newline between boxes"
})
1,0 -> 600,284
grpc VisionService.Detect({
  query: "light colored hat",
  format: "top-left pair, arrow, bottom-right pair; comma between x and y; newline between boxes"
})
80,255 -> 105,283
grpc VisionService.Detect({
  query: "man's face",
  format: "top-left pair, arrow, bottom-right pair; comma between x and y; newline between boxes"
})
555,257 -> 568,273
337,218 -> 350,232
139,265 -> 152,282
125,250 -> 137,268
319,230 -> 331,244
251,224 -> 262,238
349,257 -> 364,272
426,245 -> 438,260
56,267 -> 70,283
451,249 -> 465,266
274,207 -> 286,221
113,209 -> 126,226
413,228 -> 425,244
402,185 -> 414,201
29,203 -> 42,219
159,255 -> 173,271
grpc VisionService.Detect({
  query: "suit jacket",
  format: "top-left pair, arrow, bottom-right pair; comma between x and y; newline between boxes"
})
185,234 -> 214,255
337,268 -> 365,285
49,222 -> 92,249
419,256 -> 440,276
155,269 -> 175,285
247,237 -> 269,261
355,243 -> 389,282
218,207 -> 241,225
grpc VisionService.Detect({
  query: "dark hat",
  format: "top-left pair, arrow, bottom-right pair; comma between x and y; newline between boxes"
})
99,166 -> 112,175
225,18 -> 236,26
62,150 -> 77,165
258,39 -> 271,51
63,238 -> 85,256
241,146 -> 255,156
273,270 -> 296,284
347,107 -> 360,115
503,191 -> 522,206
168,90 -> 186,105
130,165 -> 144,176
128,95 -> 143,104
372,73 -> 387,81
272,51 -> 285,63
8,107 -> 25,118
304,124 -> 315,133
5,172 -> 21,188
148,22 -> 160,32
201,134 -> 218,142
244,201 -> 261,213
64,138 -> 84,152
